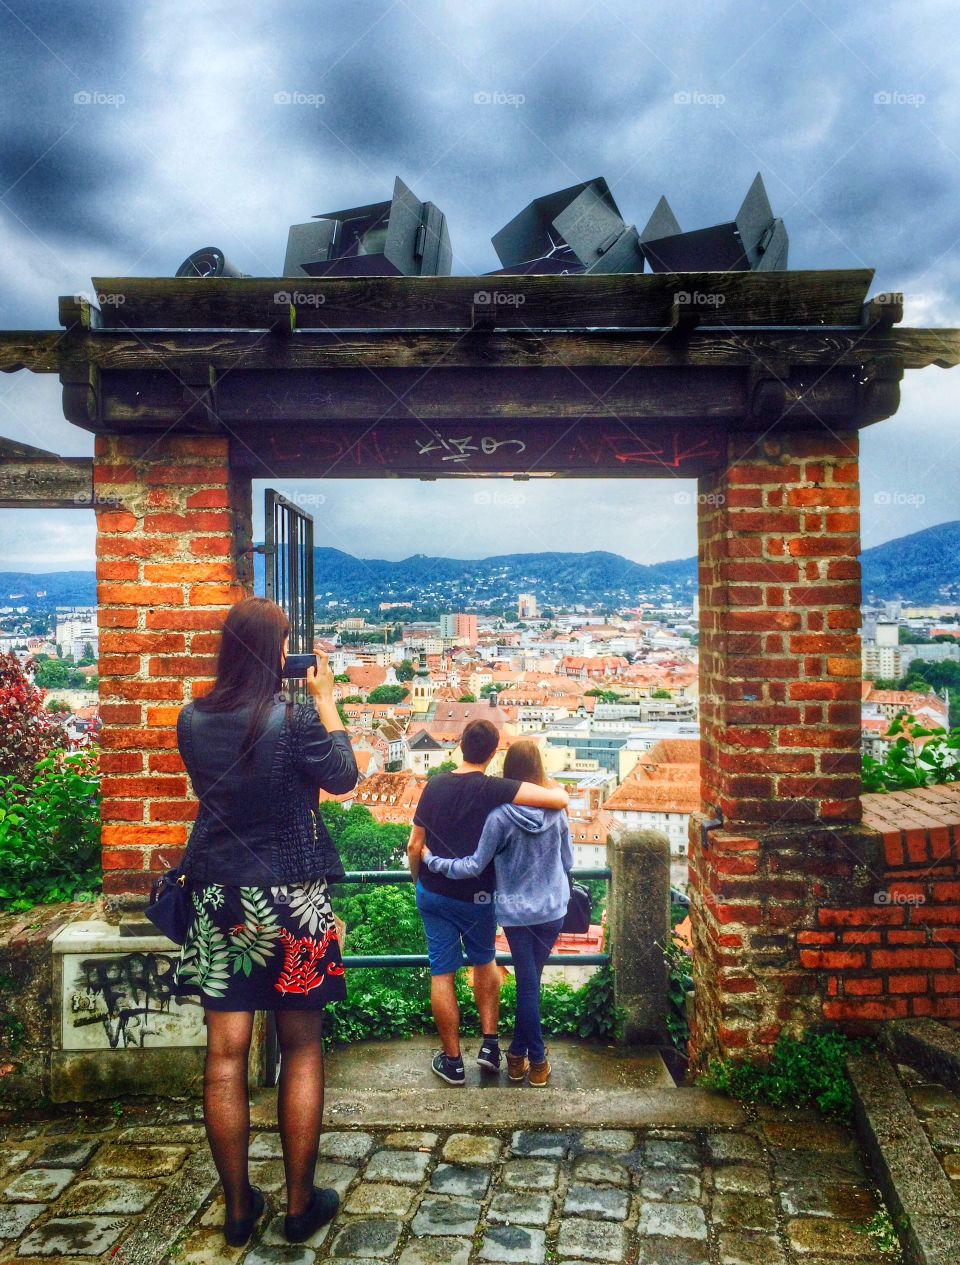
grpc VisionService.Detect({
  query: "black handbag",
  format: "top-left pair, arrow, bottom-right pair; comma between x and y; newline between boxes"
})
144,865 -> 191,945
562,880 -> 592,935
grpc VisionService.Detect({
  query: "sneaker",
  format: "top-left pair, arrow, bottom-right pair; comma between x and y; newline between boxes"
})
528,1054 -> 551,1087
506,1052 -> 529,1082
476,1038 -> 502,1072
431,1051 -> 465,1085
284,1186 -> 339,1243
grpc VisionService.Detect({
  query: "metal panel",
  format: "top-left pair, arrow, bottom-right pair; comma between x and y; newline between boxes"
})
264,487 -> 315,699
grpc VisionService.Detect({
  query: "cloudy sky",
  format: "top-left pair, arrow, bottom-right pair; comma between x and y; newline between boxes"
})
1,0 -> 958,571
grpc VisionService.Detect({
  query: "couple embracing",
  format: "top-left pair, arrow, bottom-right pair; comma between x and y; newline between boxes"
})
407,719 -> 573,1087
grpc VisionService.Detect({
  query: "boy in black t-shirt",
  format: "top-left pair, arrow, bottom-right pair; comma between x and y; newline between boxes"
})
407,719 -> 568,1085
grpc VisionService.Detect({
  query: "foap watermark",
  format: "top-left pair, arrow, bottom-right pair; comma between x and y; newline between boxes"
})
273,290 -> 326,307
672,490 -> 725,507
74,89 -> 125,108
874,90 -> 925,108
473,90 -> 525,108
73,489 -> 124,507
674,289 -> 725,308
473,489 -> 527,508
473,891 -> 493,905
673,89 -> 725,108
873,490 -> 926,508
273,90 -> 325,107
874,889 -> 926,906
472,290 -> 525,307
288,490 -> 327,508
78,289 -> 126,309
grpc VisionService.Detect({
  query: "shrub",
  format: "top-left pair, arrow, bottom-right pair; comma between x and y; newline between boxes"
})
0,652 -> 66,782
658,931 -> 693,1050
862,715 -> 960,792
0,750 -> 101,912
697,1030 -> 875,1120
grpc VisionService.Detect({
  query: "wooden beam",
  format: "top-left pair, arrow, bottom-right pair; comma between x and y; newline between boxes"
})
0,453 -> 94,508
88,269 -> 876,330
91,365 -> 865,430
227,420 -> 729,479
4,326 -> 958,378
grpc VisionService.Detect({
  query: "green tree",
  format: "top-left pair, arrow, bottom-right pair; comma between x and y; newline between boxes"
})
651,688 -> 672,699
457,693 -> 477,703
338,821 -> 408,871
367,685 -> 410,704
395,661 -> 415,682
426,760 -> 458,779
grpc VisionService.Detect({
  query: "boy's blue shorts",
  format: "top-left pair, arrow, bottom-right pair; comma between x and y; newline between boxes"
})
415,880 -> 497,977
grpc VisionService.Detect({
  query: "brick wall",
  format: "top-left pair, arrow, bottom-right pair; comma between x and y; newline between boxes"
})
687,788 -> 960,1066
94,433 -> 252,905
697,430 -> 862,827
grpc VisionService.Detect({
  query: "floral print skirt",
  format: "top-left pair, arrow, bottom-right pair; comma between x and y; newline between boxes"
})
171,878 -> 347,1011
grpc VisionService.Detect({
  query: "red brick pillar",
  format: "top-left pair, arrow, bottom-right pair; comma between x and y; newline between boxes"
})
688,429 -> 868,1065
94,434 -> 252,907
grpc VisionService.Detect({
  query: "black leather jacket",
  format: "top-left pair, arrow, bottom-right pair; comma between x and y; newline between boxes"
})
176,696 -> 358,886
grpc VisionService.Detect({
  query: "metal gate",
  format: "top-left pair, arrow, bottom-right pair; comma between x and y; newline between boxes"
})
264,487 -> 314,704
263,488 -> 314,1083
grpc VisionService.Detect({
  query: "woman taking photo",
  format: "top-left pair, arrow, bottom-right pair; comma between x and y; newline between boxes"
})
420,738 -> 572,1087
171,596 -> 358,1247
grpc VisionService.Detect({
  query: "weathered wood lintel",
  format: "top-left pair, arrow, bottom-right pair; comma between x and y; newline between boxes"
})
0,452 -> 94,508
2,327 -> 958,378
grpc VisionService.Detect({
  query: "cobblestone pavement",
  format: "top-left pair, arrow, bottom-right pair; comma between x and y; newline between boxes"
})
0,1103 -> 903,1264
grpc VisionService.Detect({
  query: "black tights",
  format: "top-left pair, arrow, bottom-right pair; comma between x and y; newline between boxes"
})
203,1009 -> 325,1220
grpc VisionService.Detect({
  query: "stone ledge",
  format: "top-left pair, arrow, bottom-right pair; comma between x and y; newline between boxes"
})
847,1047 -> 960,1265
885,1018 -> 960,1092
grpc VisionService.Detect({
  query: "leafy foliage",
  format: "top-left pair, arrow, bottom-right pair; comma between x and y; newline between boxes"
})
862,715 -> 960,792
0,750 -> 100,912
697,1030 -> 875,1120
658,931 -> 693,1050
426,760 -> 458,779
0,652 -> 67,782
366,685 -> 410,704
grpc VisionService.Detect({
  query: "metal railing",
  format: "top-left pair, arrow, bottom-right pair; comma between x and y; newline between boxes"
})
333,866 -> 612,968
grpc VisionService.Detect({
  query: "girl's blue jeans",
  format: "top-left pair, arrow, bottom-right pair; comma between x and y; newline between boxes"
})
503,917 -> 565,1065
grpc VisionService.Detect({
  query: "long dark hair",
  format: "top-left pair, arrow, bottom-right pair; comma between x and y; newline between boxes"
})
193,597 -> 289,759
503,738 -> 547,786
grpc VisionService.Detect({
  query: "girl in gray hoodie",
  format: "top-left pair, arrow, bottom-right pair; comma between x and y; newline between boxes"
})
423,739 -> 572,1085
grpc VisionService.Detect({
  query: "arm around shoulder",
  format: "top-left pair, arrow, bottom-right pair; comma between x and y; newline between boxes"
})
513,781 -> 569,810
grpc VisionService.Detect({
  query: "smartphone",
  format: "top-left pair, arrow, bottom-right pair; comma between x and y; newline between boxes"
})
281,653 -> 318,680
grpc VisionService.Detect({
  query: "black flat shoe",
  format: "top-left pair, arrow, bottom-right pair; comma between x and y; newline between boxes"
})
223,1185 -> 265,1247
284,1186 -> 339,1243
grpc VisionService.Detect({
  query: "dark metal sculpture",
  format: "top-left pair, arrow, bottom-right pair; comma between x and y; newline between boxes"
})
641,172 -> 788,272
283,176 -> 452,277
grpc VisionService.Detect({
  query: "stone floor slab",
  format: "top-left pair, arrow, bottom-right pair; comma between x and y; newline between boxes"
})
574,1129 -> 635,1153
510,1129 -> 574,1158
3,1168 -> 74,1201
363,1149 -> 430,1184
479,1223 -> 546,1264
87,1143 -> 188,1177
382,1132 -> 438,1151
711,1191 -> 778,1231
500,1158 -> 559,1190
30,1141 -> 99,1170
397,1235 -> 471,1265
56,1177 -> 160,1214
636,1238 -> 709,1265
638,1167 -> 702,1202
15,1215 -> 125,1257
556,1219 -> 626,1262
488,1190 -> 553,1226
328,1217 -> 403,1259
573,1154 -> 631,1186
636,1199 -> 708,1240
563,1182 -> 629,1220
706,1132 -> 765,1164
243,1245 -> 317,1265
0,1205 -> 42,1241
717,1231 -> 790,1265
428,1162 -> 490,1198
785,1215 -> 885,1257
342,1181 -> 415,1217
642,1138 -> 700,1170
441,1133 -> 502,1164
411,1195 -> 482,1237
315,1132 -> 377,1164
710,1164 -> 772,1194
777,1179 -> 879,1220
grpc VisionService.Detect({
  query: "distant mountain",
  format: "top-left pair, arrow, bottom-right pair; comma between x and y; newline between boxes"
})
860,521 -> 960,604
3,520 -> 959,613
